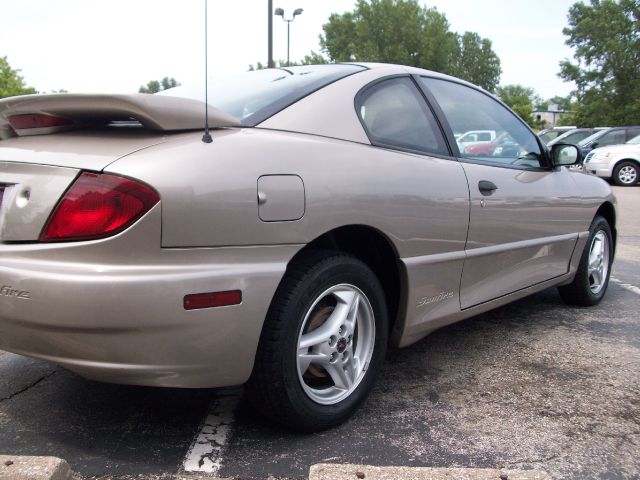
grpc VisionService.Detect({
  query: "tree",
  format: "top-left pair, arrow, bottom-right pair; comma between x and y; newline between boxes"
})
139,76 -> 180,94
319,0 -> 501,91
249,51 -> 329,71
452,32 -> 502,93
496,85 -> 541,109
0,56 -> 36,98
559,0 -> 640,126
546,95 -> 573,112
496,84 -> 543,128
301,51 -> 329,65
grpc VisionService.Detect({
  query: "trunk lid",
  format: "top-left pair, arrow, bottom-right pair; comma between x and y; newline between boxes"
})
0,129 -> 169,170
0,93 -> 240,242
0,129 -> 177,242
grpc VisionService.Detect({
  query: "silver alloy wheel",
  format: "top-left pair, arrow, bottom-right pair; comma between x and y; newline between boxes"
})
296,284 -> 375,405
588,230 -> 610,294
617,165 -> 637,184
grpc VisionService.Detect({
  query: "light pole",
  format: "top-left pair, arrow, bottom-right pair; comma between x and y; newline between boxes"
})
268,0 -> 274,68
274,7 -> 303,67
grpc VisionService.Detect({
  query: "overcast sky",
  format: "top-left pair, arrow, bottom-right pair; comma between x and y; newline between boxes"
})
1,0 -> 577,99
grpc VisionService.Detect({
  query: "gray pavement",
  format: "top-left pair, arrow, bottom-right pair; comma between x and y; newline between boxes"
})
1,186 -> 639,480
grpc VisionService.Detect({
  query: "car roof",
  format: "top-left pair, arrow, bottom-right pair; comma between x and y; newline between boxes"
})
344,62 -> 487,91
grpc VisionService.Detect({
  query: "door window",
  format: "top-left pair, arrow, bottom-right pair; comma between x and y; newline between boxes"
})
419,77 -> 543,168
357,77 -> 449,156
627,127 -> 640,141
597,130 -> 626,147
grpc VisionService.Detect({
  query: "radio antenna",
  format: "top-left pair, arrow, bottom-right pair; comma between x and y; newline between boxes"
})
201,0 -> 212,143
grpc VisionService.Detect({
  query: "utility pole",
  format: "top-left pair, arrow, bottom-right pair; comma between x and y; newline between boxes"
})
268,0 -> 274,68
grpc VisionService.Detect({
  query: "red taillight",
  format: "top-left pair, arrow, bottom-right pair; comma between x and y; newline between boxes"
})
9,114 -> 74,130
184,290 -> 243,310
40,172 -> 160,242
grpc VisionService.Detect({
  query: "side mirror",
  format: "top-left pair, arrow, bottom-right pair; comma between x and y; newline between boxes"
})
551,143 -> 582,167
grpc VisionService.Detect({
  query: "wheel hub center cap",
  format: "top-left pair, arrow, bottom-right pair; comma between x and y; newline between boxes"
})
336,337 -> 348,353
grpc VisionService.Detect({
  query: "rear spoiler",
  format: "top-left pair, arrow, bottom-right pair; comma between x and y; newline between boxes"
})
0,93 -> 241,138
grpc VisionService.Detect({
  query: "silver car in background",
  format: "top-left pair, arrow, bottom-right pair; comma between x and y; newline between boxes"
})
583,135 -> 640,186
0,64 -> 616,430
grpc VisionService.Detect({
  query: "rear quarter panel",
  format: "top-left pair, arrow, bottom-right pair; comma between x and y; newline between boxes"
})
106,128 -> 471,259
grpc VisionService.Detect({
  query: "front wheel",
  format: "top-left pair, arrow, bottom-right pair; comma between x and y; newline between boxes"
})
558,215 -> 613,306
247,250 -> 388,431
612,161 -> 638,186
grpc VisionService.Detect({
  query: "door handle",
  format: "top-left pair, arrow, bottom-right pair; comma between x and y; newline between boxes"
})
478,180 -> 498,195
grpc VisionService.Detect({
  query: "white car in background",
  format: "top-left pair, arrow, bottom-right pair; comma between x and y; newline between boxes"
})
583,135 -> 640,186
455,129 -> 497,150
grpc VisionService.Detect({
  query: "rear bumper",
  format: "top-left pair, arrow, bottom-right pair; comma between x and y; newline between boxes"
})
0,206 -> 301,387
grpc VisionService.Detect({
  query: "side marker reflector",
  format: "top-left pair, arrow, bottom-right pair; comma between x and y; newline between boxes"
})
184,290 -> 242,310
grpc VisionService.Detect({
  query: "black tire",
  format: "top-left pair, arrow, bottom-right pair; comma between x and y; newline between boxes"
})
612,160 -> 638,186
247,250 -> 388,432
558,215 -> 613,306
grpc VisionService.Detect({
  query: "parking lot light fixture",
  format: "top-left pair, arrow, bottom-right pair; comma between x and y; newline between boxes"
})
275,7 -> 304,66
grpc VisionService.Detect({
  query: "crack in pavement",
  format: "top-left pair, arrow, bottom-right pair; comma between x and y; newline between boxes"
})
502,445 -> 573,468
502,428 -> 640,469
0,371 -> 56,402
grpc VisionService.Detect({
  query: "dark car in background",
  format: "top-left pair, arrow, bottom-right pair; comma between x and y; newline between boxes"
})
547,127 -> 609,148
578,126 -> 640,157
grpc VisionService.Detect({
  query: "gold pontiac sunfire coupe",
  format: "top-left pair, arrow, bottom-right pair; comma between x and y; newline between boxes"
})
0,64 -> 616,431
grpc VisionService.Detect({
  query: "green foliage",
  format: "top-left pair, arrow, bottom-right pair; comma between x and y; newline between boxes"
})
0,56 -> 36,99
557,111 -> 578,127
249,51 -> 329,70
547,95 -> 573,112
510,103 -> 535,128
301,51 -> 329,65
139,76 -> 180,94
496,84 -> 542,127
452,32 -> 501,92
559,0 -> 640,126
248,62 -> 267,71
541,95 -> 576,128
319,0 -> 502,91
496,84 -> 540,109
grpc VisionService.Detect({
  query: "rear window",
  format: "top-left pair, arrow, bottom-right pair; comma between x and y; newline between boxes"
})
357,77 -> 448,156
578,130 -> 608,147
559,131 -> 591,144
160,65 -> 366,127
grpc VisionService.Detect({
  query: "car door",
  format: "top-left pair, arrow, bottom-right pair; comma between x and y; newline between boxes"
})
355,76 -> 470,336
418,76 -> 584,309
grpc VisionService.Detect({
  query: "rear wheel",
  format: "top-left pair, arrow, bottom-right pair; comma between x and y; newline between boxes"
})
558,215 -> 613,306
247,250 -> 388,431
612,161 -> 638,186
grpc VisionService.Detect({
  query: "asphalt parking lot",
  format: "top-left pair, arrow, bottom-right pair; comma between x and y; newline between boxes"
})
1,186 -> 638,480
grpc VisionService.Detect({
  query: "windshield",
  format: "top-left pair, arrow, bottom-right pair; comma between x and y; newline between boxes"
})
160,64 -> 366,126
628,135 -> 640,145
